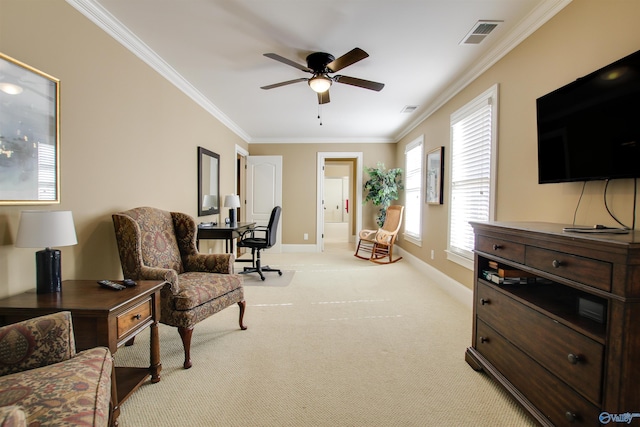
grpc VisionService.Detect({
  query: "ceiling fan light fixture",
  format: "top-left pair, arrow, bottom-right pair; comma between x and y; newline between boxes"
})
308,75 -> 332,93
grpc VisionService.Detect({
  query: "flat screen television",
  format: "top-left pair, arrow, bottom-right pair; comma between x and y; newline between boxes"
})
537,49 -> 640,183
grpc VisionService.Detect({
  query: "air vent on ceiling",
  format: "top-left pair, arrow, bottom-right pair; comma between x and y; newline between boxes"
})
401,105 -> 418,113
460,20 -> 503,45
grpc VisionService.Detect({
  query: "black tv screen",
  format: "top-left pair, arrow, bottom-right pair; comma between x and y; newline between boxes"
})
537,49 -> 640,183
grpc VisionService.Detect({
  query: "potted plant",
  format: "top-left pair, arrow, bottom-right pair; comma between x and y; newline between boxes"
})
363,162 -> 403,227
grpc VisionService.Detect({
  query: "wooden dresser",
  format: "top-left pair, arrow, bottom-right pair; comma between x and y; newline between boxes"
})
465,222 -> 640,427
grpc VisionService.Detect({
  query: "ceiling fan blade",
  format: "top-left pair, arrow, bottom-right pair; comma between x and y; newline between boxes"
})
264,53 -> 312,72
318,91 -> 330,104
261,78 -> 308,90
326,48 -> 369,72
334,75 -> 384,91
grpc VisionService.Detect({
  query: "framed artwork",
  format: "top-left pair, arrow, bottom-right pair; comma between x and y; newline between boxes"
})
426,146 -> 444,204
0,52 -> 60,204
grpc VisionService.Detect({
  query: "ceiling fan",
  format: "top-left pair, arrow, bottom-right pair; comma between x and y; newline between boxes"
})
260,47 -> 384,104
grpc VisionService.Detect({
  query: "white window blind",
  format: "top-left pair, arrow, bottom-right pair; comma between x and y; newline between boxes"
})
448,85 -> 497,263
404,136 -> 423,242
37,143 -> 57,201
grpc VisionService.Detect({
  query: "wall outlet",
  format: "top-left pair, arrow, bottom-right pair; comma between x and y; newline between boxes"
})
430,249 -> 435,260
303,233 -> 309,240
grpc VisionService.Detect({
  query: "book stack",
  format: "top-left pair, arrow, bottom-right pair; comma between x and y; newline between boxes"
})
482,261 -> 536,285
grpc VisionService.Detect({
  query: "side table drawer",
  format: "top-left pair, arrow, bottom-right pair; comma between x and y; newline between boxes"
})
117,298 -> 152,340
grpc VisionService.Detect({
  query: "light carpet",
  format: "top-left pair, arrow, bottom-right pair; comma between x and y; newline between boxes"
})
238,269 -> 295,287
115,244 -> 536,426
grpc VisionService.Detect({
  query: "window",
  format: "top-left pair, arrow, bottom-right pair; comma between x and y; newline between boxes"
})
404,135 -> 423,245
447,85 -> 498,268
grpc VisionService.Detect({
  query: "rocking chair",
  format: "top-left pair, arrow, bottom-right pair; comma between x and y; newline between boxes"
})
354,205 -> 404,264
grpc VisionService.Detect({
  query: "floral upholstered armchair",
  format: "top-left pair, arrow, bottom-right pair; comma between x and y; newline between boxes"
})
112,206 -> 246,369
0,311 -> 112,427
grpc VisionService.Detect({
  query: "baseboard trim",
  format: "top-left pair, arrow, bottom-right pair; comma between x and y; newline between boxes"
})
396,247 -> 473,310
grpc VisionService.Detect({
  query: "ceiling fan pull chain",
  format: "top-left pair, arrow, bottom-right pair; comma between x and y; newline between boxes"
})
318,104 -> 323,126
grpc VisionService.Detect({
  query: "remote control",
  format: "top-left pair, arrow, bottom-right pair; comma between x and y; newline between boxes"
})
97,280 -> 126,290
122,278 -> 137,287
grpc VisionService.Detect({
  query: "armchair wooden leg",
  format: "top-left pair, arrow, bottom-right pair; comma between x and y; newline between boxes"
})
238,300 -> 248,330
178,326 -> 194,369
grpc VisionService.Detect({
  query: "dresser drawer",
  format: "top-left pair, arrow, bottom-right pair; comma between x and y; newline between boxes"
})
117,298 -> 152,340
476,319 -> 601,426
476,235 -> 525,264
477,282 -> 603,404
525,246 -> 612,291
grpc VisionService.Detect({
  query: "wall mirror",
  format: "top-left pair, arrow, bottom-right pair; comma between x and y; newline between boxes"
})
198,147 -> 220,216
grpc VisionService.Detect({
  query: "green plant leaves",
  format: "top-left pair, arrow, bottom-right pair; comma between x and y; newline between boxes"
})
363,162 -> 403,227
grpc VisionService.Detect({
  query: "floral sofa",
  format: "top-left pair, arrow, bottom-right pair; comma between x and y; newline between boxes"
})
0,311 -> 112,427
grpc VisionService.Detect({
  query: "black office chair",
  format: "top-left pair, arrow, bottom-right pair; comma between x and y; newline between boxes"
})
237,206 -> 283,281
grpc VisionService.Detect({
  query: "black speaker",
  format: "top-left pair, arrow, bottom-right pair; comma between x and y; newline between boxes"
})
35,248 -> 62,294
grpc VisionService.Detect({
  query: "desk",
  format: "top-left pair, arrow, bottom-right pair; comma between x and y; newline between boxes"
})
0,280 -> 165,426
197,222 -> 255,254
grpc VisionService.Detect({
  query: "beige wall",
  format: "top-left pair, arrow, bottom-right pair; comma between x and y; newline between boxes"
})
0,0 -> 247,297
1,0 -> 639,298
396,0 -> 640,289
248,143 -> 396,244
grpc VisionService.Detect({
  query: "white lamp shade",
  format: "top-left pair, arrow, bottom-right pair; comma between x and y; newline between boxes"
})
15,210 -> 78,248
224,195 -> 241,208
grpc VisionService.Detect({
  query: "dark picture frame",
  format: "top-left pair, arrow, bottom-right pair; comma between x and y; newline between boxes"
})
197,147 -> 220,216
0,52 -> 60,204
426,146 -> 444,205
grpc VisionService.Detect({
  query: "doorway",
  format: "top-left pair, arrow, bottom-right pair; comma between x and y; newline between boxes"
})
316,152 -> 363,252
324,173 -> 350,243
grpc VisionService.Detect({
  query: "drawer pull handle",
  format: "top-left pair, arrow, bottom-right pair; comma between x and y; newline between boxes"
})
567,353 -> 581,364
479,336 -> 489,344
480,298 -> 490,305
133,314 -> 142,320
552,259 -> 563,268
565,411 -> 577,423
492,244 -> 502,251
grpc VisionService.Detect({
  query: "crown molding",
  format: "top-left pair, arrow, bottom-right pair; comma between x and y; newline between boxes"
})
394,0 -> 572,142
67,0 -> 570,145
66,0 -> 251,143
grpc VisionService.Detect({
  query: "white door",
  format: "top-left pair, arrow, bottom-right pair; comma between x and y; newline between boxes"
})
324,178 -> 344,223
247,156 -> 283,253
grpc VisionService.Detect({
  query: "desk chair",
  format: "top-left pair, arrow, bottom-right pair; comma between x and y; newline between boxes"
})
237,206 -> 283,281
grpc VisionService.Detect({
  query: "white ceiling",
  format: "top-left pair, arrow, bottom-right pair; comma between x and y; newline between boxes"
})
68,0 -> 570,143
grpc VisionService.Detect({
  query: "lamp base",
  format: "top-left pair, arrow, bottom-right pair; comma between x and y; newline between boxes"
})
229,209 -> 236,227
35,248 -> 62,294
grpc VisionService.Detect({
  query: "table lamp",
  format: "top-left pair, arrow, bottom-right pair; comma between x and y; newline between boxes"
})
15,210 -> 78,294
224,195 -> 241,226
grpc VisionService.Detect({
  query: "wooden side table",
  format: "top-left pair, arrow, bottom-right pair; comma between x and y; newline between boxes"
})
0,280 -> 165,426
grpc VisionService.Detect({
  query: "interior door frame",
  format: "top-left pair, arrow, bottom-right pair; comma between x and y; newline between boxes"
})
316,152 -> 363,252
235,144 -> 249,222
